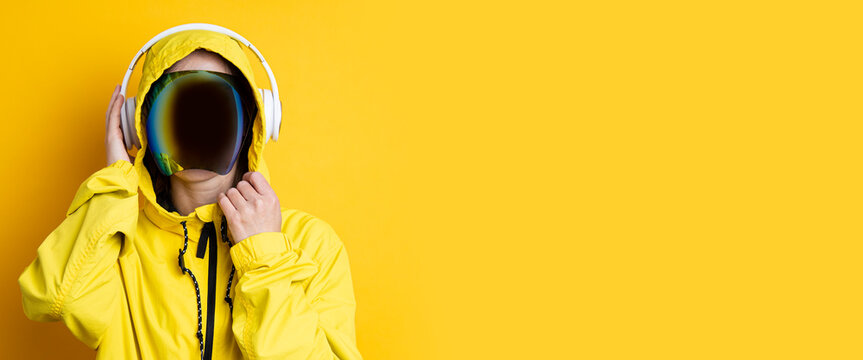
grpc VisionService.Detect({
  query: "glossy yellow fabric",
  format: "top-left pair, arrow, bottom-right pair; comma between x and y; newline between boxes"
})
18,30 -> 362,359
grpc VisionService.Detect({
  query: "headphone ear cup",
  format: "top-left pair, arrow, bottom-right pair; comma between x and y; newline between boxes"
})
122,96 -> 142,150
257,88 -> 275,143
273,98 -> 282,141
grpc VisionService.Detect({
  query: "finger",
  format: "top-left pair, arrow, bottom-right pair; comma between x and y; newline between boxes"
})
107,92 -> 125,132
106,85 -> 120,133
106,84 -> 119,120
244,172 -> 276,197
236,180 -> 260,200
226,188 -> 248,211
217,193 -> 237,218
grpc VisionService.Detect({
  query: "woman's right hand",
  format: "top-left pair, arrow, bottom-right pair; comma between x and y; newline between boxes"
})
105,84 -> 131,166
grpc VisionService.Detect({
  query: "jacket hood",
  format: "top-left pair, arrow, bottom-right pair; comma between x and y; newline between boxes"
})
132,29 -> 272,227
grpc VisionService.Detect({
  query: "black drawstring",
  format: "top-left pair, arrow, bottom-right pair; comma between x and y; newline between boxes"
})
177,217 -> 237,360
178,220 -> 205,360
220,216 -> 237,313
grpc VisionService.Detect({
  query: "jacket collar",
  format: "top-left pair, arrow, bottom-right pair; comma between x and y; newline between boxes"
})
143,200 -> 222,237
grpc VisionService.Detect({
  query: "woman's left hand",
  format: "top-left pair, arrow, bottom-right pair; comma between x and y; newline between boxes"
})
218,172 -> 282,245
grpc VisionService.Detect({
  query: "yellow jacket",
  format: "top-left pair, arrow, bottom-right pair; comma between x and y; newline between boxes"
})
17,29 -> 362,359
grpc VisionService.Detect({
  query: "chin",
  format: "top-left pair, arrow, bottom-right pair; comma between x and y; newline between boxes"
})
173,169 -> 224,182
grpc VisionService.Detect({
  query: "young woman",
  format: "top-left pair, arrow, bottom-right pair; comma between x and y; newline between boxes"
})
18,29 -> 362,359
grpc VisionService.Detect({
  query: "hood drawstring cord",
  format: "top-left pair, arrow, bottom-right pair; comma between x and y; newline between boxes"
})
177,218 -> 236,359
178,220 -> 205,360
220,216 -> 237,313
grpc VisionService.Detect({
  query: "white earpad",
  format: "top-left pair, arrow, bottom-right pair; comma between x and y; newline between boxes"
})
121,96 -> 141,150
273,98 -> 282,141
257,88 -> 276,143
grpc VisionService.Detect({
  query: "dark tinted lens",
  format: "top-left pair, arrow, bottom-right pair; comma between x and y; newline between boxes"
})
143,70 -> 251,176
171,77 -> 240,173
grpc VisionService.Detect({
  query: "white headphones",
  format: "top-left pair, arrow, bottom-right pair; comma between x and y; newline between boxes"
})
119,23 -> 282,151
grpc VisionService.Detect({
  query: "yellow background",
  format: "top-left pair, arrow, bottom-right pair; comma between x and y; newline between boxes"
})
0,0 -> 860,359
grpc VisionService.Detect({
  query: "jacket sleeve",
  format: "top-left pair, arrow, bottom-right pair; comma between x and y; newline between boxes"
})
229,218 -> 363,359
17,159 -> 139,350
